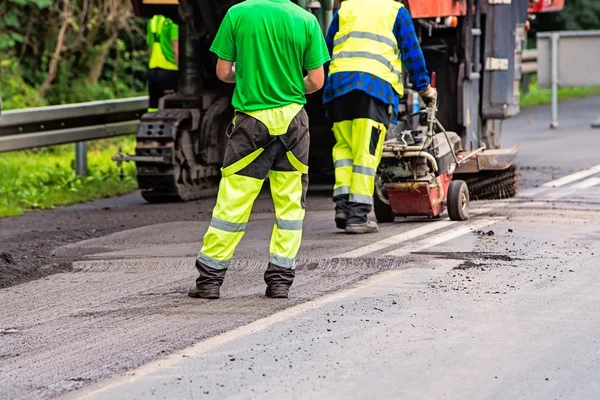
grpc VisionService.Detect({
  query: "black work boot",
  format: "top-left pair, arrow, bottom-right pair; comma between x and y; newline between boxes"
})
188,260 -> 226,299
264,263 -> 295,298
333,194 -> 349,230
335,212 -> 347,230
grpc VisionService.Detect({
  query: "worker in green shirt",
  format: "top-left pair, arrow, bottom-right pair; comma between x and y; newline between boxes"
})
188,0 -> 330,300
146,14 -> 179,112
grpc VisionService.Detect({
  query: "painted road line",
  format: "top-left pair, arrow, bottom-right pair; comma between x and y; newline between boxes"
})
58,268 -> 417,400
545,176 -> 600,201
572,176 -> 600,190
541,164 -> 600,188
383,218 -> 499,257
339,205 -> 505,259
338,220 -> 458,258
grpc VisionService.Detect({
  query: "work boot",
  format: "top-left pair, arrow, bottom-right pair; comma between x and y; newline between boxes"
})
335,212 -> 347,230
345,220 -> 379,234
188,260 -> 226,299
264,263 -> 295,298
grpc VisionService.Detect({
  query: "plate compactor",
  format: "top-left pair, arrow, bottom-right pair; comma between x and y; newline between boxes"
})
374,74 -> 483,223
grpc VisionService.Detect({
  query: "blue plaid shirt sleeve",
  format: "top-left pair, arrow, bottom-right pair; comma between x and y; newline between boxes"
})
393,7 -> 430,92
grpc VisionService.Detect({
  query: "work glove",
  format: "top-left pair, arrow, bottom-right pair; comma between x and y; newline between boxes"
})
419,85 -> 438,109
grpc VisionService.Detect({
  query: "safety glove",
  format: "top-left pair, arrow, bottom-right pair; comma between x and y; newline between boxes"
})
419,85 -> 438,109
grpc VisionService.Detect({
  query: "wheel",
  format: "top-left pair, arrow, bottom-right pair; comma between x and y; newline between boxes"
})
447,180 -> 470,221
373,177 -> 396,223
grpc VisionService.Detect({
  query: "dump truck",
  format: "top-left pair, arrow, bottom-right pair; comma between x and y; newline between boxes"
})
120,0 -> 565,203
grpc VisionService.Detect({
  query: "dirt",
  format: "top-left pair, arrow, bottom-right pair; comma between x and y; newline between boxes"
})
412,251 -> 520,262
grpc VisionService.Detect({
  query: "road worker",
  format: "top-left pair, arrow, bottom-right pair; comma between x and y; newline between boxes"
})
188,0 -> 330,300
323,0 -> 437,234
146,14 -> 179,112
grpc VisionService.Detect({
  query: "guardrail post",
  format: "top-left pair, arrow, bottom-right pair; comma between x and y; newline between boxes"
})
75,141 -> 88,176
521,73 -> 530,95
550,33 -> 559,129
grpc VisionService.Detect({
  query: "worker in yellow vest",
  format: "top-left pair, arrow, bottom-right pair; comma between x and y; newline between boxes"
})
146,14 -> 179,112
323,0 -> 437,233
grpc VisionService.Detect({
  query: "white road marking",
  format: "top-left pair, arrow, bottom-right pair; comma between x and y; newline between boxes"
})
58,268 -> 415,400
545,176 -> 600,201
541,164 -> 600,188
337,220 -> 457,258
384,218 -> 499,257
339,205 -> 504,258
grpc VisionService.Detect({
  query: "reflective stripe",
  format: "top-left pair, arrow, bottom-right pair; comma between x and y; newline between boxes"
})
197,253 -> 231,270
221,148 -> 264,177
333,186 -> 351,196
334,159 -> 353,168
286,152 -> 309,174
353,165 -> 376,177
349,193 -> 373,205
277,219 -> 303,231
147,108 -> 158,112
270,253 -> 296,269
211,217 -> 246,233
332,51 -> 403,80
334,31 -> 399,55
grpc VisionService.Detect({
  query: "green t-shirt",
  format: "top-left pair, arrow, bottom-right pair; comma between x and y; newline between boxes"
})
147,15 -> 179,70
209,0 -> 330,112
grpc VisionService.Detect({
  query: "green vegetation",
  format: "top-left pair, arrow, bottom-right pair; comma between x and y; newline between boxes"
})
520,77 -> 600,108
0,137 -> 137,218
0,0 -> 146,110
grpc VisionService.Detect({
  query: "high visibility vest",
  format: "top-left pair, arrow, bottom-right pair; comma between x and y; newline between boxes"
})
328,0 -> 404,96
148,15 -> 178,71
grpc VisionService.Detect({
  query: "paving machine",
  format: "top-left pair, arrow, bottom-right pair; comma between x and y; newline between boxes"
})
119,0 -> 565,203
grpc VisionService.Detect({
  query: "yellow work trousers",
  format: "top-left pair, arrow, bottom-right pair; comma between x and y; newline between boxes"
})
197,108 -> 310,271
332,118 -> 387,206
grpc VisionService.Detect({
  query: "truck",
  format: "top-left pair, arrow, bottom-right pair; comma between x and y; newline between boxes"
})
120,0 -> 565,203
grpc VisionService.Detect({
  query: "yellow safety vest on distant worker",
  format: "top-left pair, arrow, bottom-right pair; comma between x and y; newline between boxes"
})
328,0 -> 405,96
148,15 -> 178,71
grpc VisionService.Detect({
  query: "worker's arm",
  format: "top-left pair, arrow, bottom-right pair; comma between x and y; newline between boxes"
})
304,66 -> 325,94
303,16 -> 331,93
323,8 -> 339,77
210,12 -> 236,83
172,40 -> 179,67
216,58 -> 236,83
393,7 -> 430,93
324,9 -> 339,57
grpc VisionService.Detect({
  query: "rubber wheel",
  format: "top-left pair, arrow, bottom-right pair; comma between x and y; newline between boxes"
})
447,180 -> 470,221
373,190 -> 396,223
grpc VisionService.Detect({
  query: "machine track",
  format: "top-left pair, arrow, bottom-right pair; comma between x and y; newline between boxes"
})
134,109 -> 220,202
455,164 -> 519,200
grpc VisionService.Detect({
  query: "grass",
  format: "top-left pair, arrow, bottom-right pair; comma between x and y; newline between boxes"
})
520,76 -> 600,107
0,136 -> 138,218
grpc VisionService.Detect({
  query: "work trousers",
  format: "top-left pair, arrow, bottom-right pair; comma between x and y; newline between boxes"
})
147,68 -> 178,112
196,109 -> 310,283
328,90 -> 392,225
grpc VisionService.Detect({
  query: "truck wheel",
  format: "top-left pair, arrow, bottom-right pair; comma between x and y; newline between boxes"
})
373,186 -> 395,223
447,180 -> 470,221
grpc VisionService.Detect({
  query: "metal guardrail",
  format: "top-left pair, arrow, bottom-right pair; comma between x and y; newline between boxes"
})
0,96 -> 148,175
522,49 -> 538,75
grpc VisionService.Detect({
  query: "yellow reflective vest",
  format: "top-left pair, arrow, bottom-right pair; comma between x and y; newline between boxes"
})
328,0 -> 405,96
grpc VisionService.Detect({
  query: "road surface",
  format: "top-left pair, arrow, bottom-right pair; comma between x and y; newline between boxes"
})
1,96 -> 599,400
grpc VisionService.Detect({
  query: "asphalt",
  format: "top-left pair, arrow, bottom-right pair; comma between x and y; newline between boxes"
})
0,96 -> 600,399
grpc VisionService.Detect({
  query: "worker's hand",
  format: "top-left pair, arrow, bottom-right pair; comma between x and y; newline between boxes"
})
419,85 -> 438,109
